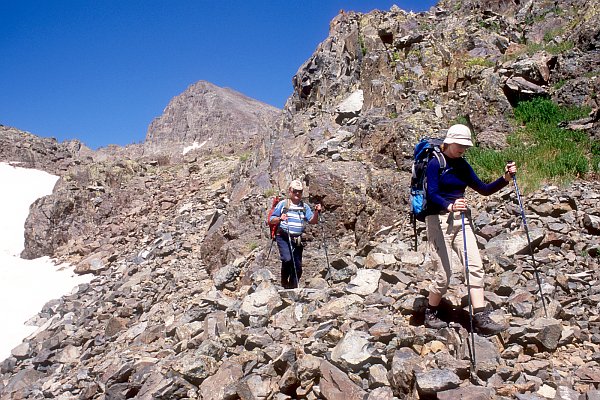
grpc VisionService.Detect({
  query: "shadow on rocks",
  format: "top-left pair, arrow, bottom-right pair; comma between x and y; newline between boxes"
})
409,298 -> 477,332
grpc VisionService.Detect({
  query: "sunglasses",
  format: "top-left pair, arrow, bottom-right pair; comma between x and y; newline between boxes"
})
292,189 -> 303,194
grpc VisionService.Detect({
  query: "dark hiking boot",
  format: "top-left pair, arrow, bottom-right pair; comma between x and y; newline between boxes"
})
473,309 -> 505,336
424,307 -> 447,329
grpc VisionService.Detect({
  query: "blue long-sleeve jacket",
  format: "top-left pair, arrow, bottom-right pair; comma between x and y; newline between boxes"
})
425,155 -> 508,215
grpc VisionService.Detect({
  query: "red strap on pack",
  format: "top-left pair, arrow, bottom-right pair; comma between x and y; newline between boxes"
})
266,196 -> 281,239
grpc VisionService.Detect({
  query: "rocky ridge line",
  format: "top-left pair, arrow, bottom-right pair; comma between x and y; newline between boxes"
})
1,0 -> 600,399
1,155 -> 599,398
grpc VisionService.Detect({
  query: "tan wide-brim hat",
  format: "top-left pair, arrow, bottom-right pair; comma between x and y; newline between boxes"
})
443,124 -> 474,147
289,180 -> 303,191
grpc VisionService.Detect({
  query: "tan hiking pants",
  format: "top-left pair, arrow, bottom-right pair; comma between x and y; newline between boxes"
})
426,212 -> 484,296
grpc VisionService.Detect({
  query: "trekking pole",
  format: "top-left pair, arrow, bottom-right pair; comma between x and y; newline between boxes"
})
266,238 -> 275,260
285,224 -> 300,289
508,162 -> 548,318
319,212 -> 331,281
411,213 -> 418,251
461,211 -> 477,370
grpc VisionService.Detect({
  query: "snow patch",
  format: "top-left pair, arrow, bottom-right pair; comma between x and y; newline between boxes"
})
182,140 -> 208,155
0,162 -> 92,361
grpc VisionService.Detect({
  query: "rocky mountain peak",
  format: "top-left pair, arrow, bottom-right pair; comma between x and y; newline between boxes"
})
143,80 -> 281,158
1,1 -> 600,398
0,125 -> 94,174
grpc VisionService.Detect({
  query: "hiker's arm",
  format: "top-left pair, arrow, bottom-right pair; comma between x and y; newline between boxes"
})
271,215 -> 286,224
308,204 -> 321,224
503,162 -> 517,181
269,202 -> 285,224
466,162 -> 509,196
425,159 -> 453,212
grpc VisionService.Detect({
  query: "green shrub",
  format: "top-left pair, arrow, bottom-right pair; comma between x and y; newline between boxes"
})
526,42 -> 544,55
591,140 -> 600,173
545,40 -> 574,55
523,26 -> 573,56
465,57 -> 495,68
543,28 -> 563,44
264,188 -> 277,198
453,116 -> 470,126
553,79 -> 567,90
513,97 -> 588,125
467,98 -> 594,192
359,35 -> 367,56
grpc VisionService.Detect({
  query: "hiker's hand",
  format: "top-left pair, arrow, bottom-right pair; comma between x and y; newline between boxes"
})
315,204 -> 322,212
280,213 -> 288,221
504,162 -> 516,181
450,198 -> 468,212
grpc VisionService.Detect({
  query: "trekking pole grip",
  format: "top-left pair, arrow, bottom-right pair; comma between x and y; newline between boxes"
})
507,160 -> 516,177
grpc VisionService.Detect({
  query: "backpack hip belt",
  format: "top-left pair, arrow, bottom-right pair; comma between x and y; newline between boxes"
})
277,227 -> 302,238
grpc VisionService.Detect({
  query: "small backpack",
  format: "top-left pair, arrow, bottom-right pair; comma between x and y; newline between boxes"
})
266,197 -> 306,239
409,138 -> 447,248
266,195 -> 282,239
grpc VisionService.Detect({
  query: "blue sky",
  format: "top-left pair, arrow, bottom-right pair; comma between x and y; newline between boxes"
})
1,1 -> 437,149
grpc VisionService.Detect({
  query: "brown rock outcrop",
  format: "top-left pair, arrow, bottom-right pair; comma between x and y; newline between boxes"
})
144,80 -> 281,159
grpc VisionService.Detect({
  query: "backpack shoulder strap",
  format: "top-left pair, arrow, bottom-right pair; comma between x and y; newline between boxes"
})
432,149 -> 447,170
283,198 -> 290,213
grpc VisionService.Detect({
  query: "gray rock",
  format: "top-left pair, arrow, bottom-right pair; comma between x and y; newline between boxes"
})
586,390 -> 600,400
438,386 -> 494,400
331,330 -> 374,371
471,336 -> 501,380
485,228 -> 545,256
319,359 -> 367,400
346,269 -> 381,296
10,342 -> 31,359
235,374 -> 272,400
239,285 -> 282,327
331,265 -> 358,283
552,385 -> 580,400
583,214 -> 600,235
505,76 -> 548,96
336,90 -> 364,114
415,369 -> 461,396
213,263 -> 242,289
368,364 -> 390,388
366,386 -> 395,400
171,353 -> 218,386
389,347 -> 422,395
2,369 -> 46,397
527,318 -> 563,351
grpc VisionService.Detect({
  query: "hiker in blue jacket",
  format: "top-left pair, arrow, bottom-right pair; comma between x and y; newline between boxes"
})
269,180 -> 321,289
423,124 -> 516,335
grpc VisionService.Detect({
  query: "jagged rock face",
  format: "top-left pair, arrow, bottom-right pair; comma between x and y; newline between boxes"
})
144,80 -> 282,158
572,0 -> 600,51
4,1 -> 600,399
21,156 -> 239,264
0,125 -> 93,174
262,0 -> 599,250
284,0 -> 599,150
21,159 -> 150,260
3,175 -> 600,399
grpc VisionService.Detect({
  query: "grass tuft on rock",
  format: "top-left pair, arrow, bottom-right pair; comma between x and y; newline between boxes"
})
467,98 -> 596,193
